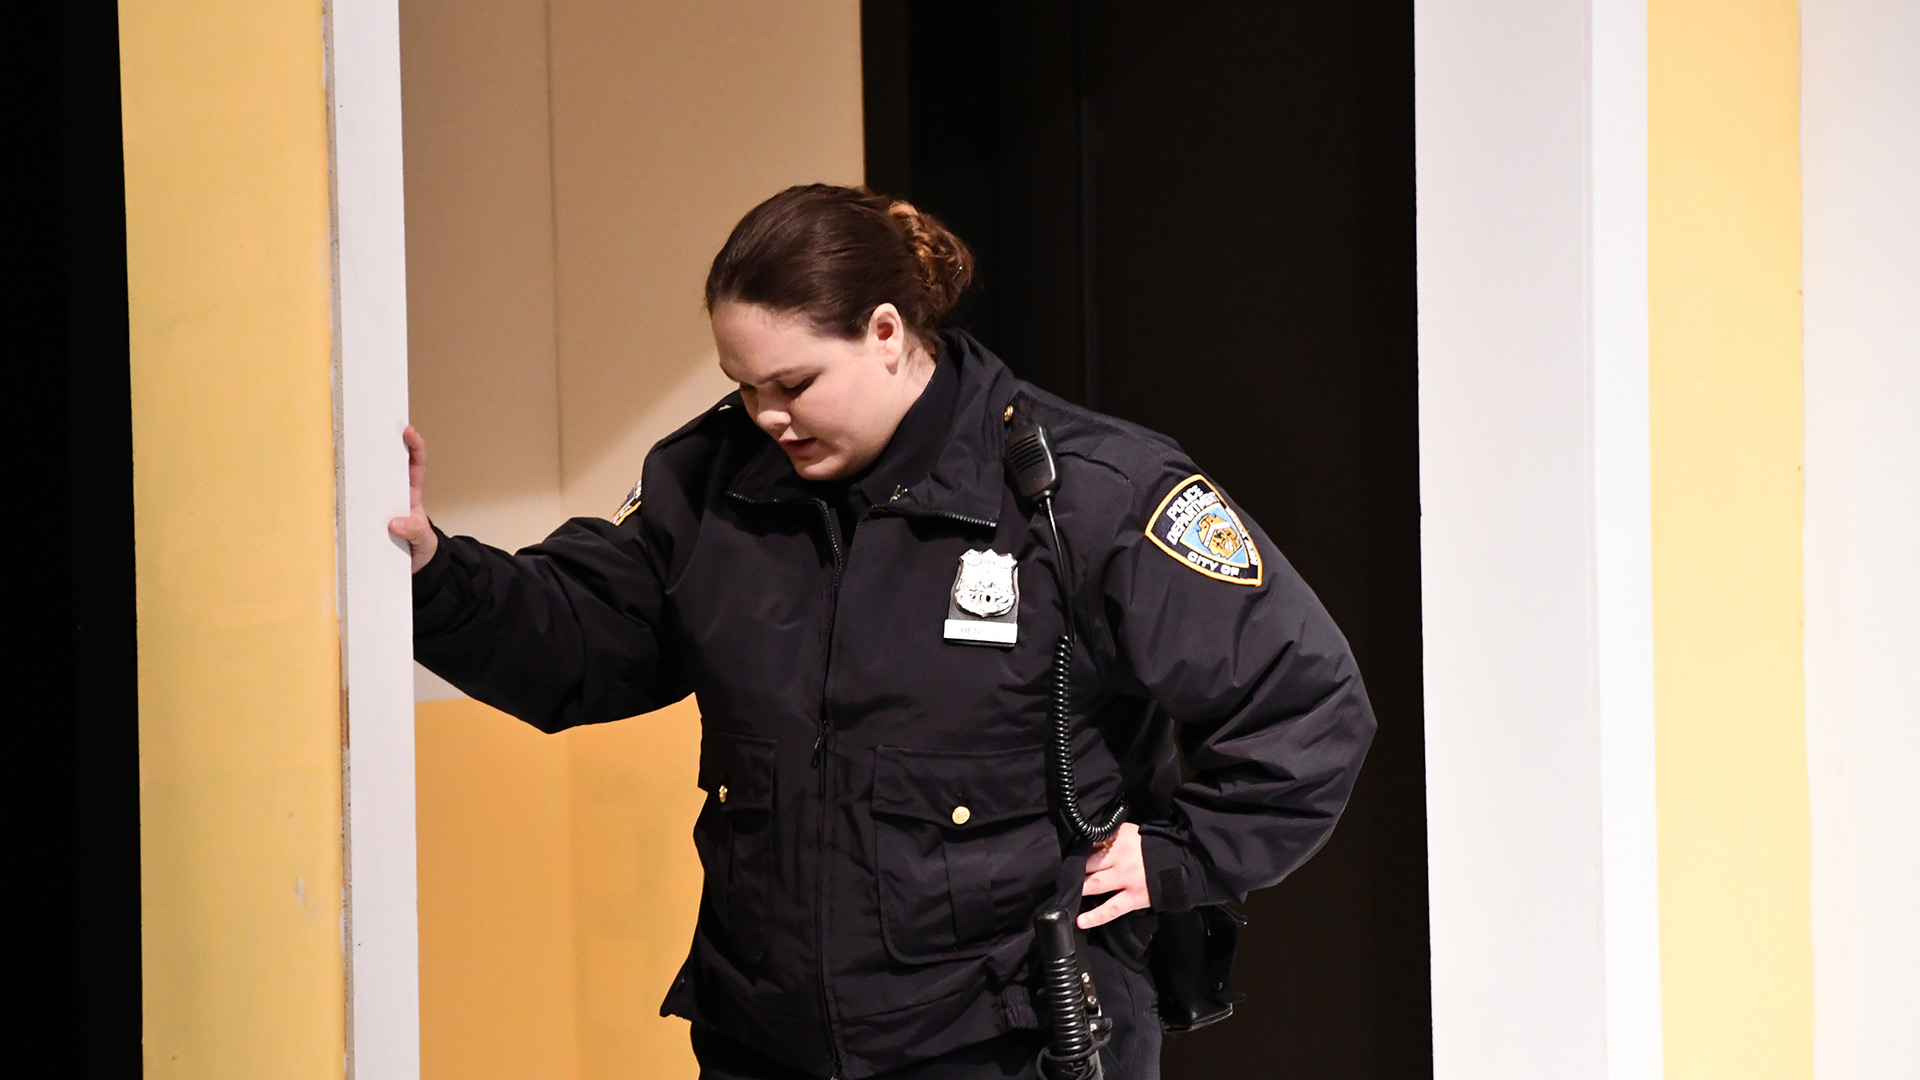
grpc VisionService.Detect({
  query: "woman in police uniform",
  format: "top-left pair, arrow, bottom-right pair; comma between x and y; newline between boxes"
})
393,185 -> 1374,1079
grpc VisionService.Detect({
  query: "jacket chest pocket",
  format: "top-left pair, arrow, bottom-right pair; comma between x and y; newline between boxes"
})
871,745 -> 1058,964
695,732 -> 777,963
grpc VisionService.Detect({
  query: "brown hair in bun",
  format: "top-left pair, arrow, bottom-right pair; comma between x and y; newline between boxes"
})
705,184 -> 974,354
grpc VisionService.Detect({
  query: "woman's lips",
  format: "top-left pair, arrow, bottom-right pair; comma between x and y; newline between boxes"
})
781,437 -> 818,456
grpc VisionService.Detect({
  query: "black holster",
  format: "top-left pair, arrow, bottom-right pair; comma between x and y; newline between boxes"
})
1147,905 -> 1247,1032
1116,705 -> 1249,1033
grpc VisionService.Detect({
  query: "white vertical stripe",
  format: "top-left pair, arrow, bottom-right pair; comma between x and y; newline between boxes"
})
1802,3 -> 1920,1077
1418,0 -> 1660,1074
1418,0 -> 1607,1073
1590,1 -> 1663,1076
329,0 -> 422,1075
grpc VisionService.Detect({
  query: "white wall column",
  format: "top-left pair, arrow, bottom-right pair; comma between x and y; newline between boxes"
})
1801,3 -> 1920,1077
1416,1 -> 1660,1075
329,0 -> 422,1075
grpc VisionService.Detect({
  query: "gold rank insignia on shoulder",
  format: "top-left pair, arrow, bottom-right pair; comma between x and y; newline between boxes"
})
1145,474 -> 1263,586
610,476 -> 642,526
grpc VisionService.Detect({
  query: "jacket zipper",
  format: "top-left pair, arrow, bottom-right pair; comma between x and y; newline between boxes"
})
868,504 -> 998,532
725,491 -> 986,1078
810,496 -> 847,765
810,496 -> 848,1080
725,488 -> 849,1075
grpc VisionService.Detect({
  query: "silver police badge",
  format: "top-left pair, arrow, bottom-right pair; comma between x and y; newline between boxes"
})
945,549 -> 1020,646
953,550 -> 1018,617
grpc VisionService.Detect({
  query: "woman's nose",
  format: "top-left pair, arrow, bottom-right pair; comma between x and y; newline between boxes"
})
753,408 -> 790,437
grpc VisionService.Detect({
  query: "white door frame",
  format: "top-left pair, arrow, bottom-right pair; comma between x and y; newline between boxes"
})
329,0 -> 421,1076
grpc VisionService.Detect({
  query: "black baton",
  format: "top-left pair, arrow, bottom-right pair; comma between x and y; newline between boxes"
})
1033,907 -> 1106,1080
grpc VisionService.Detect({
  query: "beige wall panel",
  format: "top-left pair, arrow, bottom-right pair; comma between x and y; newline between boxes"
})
546,0 -> 866,515
401,0 -> 565,551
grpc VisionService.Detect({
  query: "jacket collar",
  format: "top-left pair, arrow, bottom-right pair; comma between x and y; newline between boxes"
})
724,328 -> 1017,526
725,413 -> 811,505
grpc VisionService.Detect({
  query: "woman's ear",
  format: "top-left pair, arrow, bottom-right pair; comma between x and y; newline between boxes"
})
867,303 -> 908,373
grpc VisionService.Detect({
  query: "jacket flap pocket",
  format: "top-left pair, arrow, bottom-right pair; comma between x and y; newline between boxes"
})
697,731 -> 776,811
872,745 -> 1048,828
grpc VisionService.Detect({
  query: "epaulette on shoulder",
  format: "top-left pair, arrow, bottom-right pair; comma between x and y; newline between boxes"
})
610,392 -> 743,525
656,391 -> 747,451
1008,385 -> 1180,487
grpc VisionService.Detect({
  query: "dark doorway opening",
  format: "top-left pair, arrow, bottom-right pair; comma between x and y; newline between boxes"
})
19,2 -> 143,1075
863,3 -> 1429,1075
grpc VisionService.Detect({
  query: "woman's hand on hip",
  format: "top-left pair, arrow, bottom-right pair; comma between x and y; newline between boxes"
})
387,425 -> 437,573
1077,822 -> 1149,929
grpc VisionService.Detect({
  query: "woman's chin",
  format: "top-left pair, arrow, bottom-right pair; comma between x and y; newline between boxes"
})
788,451 -> 847,481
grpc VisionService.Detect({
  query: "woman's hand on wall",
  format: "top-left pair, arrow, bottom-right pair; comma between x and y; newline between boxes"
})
1077,822 -> 1150,929
388,425 -> 438,573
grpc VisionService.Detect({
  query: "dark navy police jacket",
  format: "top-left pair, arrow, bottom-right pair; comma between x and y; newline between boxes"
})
412,329 -> 1375,1078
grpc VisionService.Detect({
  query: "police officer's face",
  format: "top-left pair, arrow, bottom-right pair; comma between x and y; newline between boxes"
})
712,301 -> 933,482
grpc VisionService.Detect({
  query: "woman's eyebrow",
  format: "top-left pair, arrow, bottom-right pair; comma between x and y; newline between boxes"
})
743,367 -> 814,388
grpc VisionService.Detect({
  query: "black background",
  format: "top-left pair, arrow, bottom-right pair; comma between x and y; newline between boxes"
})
17,1 -> 144,1076
863,3 -> 1431,1075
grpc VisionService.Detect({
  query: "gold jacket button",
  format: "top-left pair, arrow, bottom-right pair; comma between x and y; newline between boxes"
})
717,784 -> 729,804
951,805 -> 971,826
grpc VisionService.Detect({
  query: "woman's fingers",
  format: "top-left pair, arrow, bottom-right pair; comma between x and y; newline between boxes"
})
1078,822 -> 1146,928
402,425 -> 428,511
1076,888 -> 1144,930
392,514 -> 438,572
394,426 -> 437,572
1080,865 -> 1148,900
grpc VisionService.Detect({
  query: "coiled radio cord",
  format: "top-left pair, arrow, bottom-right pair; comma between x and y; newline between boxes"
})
1042,497 -> 1128,845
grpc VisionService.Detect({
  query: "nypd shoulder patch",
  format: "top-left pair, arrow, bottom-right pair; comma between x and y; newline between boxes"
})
1145,474 -> 1262,586
610,477 -> 642,526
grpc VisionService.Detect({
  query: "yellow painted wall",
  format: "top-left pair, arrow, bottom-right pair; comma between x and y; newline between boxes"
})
1649,1 -> 1811,1077
416,700 -> 580,1080
119,0 -> 345,1076
414,698 -> 705,1080
403,2 -> 862,1077
567,701 -> 706,1075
